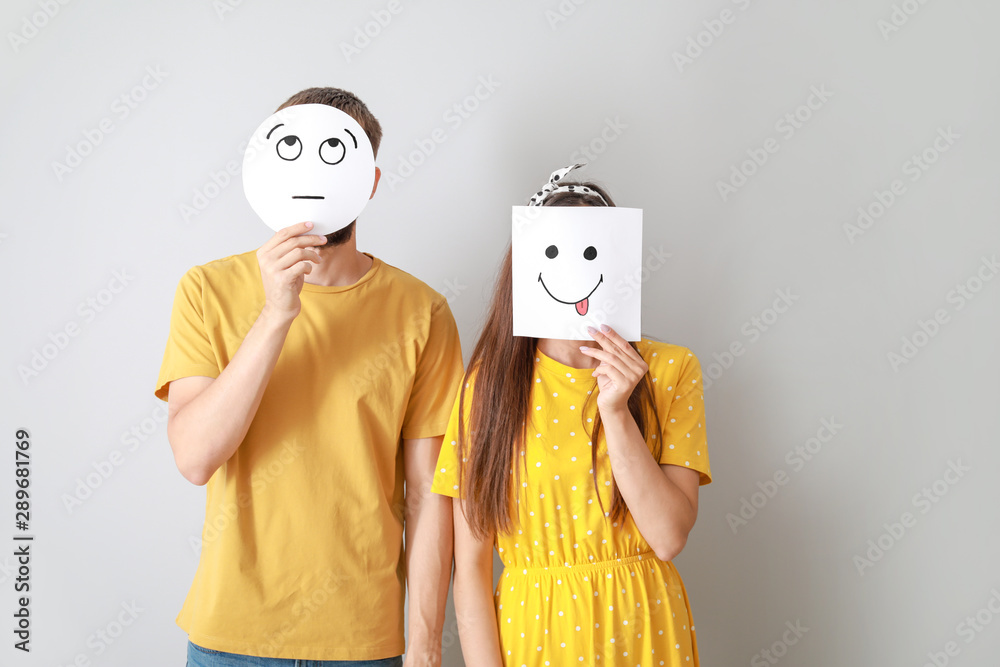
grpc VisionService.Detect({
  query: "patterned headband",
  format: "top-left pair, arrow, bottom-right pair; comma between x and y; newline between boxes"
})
527,163 -> 608,206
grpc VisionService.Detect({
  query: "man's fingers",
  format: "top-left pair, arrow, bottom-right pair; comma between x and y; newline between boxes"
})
267,234 -> 327,263
273,246 -> 321,272
260,221 -> 314,253
290,261 -> 313,277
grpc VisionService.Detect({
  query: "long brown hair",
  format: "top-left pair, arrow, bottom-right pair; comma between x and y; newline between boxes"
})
457,182 -> 663,539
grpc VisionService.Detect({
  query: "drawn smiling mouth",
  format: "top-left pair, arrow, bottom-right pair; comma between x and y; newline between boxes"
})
291,195 -> 325,199
538,273 -> 604,316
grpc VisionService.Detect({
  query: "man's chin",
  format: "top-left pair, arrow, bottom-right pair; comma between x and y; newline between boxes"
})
322,221 -> 356,248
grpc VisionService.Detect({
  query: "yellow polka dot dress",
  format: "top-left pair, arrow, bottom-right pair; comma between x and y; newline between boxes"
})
431,339 -> 713,666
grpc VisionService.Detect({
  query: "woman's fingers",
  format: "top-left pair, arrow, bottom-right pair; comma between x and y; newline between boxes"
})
586,326 -> 646,376
591,361 -> 629,390
597,325 -> 647,366
579,346 -> 636,382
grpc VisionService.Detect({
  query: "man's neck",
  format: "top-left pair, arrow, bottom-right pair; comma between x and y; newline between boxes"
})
304,237 -> 374,288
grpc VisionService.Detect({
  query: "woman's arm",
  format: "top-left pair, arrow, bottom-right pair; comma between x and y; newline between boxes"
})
601,409 -> 700,560
452,499 -> 504,667
580,325 -> 701,561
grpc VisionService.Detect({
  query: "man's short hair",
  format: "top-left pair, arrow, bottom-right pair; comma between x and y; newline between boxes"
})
276,87 -> 382,158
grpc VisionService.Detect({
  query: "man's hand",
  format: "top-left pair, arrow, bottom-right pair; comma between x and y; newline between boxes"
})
256,221 -> 327,321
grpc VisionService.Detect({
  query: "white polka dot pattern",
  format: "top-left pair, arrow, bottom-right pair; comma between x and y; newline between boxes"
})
431,339 -> 711,664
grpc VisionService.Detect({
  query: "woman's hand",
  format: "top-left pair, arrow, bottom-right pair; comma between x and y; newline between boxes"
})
580,324 -> 648,415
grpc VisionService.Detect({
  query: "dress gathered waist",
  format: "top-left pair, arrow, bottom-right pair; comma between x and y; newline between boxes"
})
504,549 -> 661,575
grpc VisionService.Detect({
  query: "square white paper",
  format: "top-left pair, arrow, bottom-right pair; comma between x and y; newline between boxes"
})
512,206 -> 642,341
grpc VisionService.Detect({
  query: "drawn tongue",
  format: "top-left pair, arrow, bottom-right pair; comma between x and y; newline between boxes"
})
575,298 -> 589,316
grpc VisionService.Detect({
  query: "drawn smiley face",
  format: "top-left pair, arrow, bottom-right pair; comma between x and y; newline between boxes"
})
242,104 -> 376,236
512,204 -> 642,341
537,242 -> 603,316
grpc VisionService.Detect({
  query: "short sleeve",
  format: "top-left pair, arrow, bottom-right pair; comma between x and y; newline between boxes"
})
400,297 -> 465,440
654,348 -> 712,485
430,383 -> 468,499
153,268 -> 221,402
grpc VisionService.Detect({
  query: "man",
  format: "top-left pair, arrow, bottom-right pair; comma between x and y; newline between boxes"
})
154,87 -> 462,666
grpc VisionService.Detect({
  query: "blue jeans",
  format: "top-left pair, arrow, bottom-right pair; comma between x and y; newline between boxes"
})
186,640 -> 403,667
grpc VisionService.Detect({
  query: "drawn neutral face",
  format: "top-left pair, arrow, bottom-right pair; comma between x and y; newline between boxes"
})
537,242 -> 603,316
511,205 -> 643,341
242,104 -> 376,236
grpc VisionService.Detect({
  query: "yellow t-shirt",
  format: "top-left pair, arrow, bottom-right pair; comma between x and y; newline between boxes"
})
431,339 -> 711,665
154,250 -> 463,660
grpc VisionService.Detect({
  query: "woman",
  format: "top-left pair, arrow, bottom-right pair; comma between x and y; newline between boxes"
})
431,165 -> 712,665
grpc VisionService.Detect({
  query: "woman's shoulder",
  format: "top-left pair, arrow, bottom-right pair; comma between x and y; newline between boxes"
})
452,361 -> 482,408
636,337 -> 698,364
637,337 -> 702,384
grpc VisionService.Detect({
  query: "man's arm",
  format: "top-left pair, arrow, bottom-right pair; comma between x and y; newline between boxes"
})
165,221 -> 325,485
403,435 -> 453,667
166,308 -> 294,485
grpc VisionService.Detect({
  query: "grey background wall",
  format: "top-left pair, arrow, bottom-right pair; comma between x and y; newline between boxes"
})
1,1 -> 998,665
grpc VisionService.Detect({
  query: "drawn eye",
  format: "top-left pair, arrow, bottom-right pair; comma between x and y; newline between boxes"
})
583,246 -> 597,260
276,135 -> 302,161
319,137 -> 346,165
545,245 -> 559,259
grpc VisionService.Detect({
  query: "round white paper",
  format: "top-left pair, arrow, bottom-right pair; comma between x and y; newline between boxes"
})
242,103 -> 376,236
